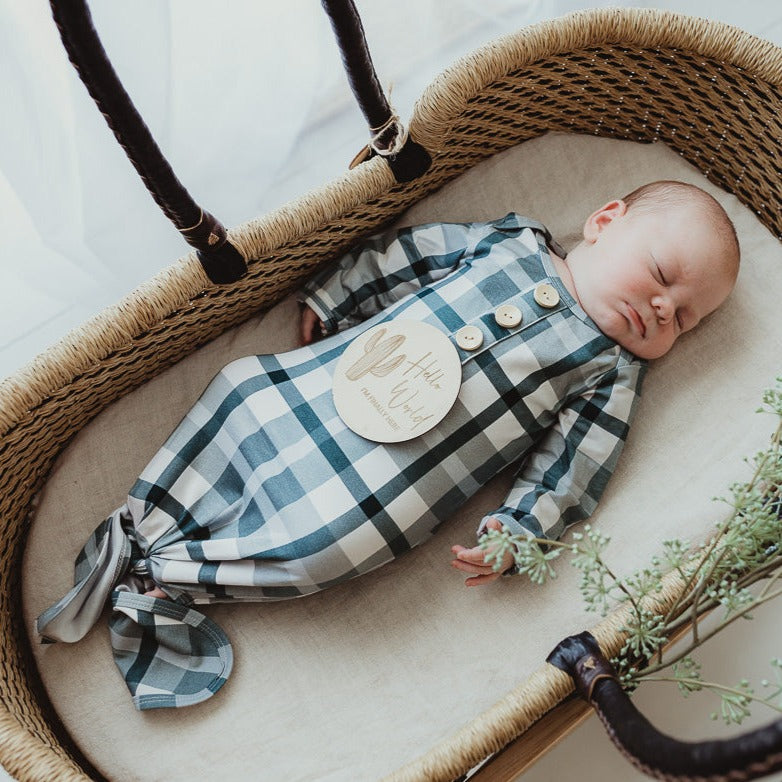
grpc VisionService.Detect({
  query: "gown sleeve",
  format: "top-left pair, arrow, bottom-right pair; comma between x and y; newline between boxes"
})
299,219 -> 492,333
479,357 -> 646,548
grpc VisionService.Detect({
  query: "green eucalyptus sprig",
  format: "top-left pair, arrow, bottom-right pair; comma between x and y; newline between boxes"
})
479,376 -> 782,725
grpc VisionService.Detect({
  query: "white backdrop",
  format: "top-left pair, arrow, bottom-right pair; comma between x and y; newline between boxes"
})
1,3 -> 782,781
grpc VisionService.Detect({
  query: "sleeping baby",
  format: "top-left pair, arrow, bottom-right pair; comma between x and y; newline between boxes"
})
37,180 -> 739,709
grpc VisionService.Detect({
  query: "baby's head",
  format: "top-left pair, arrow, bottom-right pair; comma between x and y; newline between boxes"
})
565,180 -> 740,359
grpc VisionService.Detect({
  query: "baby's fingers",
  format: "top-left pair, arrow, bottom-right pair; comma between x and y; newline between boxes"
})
299,306 -> 324,346
453,545 -> 490,565
463,572 -> 501,587
451,557 -> 494,576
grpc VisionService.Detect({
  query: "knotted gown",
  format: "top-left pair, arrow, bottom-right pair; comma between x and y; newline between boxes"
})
37,214 -> 646,709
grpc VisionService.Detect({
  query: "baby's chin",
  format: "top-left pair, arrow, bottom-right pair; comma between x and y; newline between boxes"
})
614,336 -> 672,360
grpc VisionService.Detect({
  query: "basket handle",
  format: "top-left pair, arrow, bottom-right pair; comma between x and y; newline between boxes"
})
320,0 -> 431,179
548,631 -> 782,781
49,1 -> 431,285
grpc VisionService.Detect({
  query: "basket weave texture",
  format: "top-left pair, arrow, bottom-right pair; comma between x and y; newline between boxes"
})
0,8 -> 780,781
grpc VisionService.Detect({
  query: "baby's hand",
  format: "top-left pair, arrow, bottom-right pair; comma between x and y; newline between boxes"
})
299,304 -> 326,346
450,517 -> 515,587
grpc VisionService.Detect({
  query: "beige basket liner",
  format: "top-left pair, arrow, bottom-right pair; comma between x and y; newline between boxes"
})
22,132 -> 782,781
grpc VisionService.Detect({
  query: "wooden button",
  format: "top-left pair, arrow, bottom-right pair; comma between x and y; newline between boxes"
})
455,325 -> 483,351
534,283 -> 560,308
495,305 -> 523,328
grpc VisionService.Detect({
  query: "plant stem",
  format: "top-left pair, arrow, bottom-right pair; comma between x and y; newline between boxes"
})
665,557 -> 782,637
637,586 -> 782,679
757,566 -> 782,600
662,421 -> 782,637
639,677 -> 782,715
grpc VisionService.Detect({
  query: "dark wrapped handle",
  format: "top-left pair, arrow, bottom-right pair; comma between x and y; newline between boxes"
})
49,0 -> 247,284
49,1 -> 432,286
547,632 -> 782,781
320,0 -> 431,182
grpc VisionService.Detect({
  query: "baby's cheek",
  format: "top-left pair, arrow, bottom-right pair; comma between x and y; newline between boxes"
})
592,307 -> 627,344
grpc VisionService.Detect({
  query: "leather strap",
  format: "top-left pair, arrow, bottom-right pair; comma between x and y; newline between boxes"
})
548,631 -> 782,781
320,0 -> 431,182
49,0 -> 247,284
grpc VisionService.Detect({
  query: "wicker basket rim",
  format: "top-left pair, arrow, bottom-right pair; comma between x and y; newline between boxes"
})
0,156 -> 394,436
411,7 -> 782,150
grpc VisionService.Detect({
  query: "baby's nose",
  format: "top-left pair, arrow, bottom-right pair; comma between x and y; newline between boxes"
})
651,294 -> 674,324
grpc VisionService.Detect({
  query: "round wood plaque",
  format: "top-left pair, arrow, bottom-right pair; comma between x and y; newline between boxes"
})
332,320 -> 463,442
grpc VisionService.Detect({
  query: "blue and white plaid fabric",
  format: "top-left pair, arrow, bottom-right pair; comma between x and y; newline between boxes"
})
37,214 -> 646,708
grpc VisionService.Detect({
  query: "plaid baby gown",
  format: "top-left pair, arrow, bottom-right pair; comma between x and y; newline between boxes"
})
37,215 -> 646,709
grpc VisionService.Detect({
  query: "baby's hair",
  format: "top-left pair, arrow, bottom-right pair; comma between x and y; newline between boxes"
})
622,180 -> 740,273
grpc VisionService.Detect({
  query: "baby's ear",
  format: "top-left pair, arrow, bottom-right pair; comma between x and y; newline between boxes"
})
583,199 -> 627,242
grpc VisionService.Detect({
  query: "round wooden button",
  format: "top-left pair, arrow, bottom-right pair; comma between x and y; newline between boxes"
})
455,325 -> 484,350
534,283 -> 560,308
495,304 -> 523,328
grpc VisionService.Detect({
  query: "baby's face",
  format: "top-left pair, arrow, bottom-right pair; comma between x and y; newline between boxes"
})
567,201 -> 737,360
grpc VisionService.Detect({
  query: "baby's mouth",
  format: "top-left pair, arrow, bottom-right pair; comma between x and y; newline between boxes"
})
626,304 -> 646,338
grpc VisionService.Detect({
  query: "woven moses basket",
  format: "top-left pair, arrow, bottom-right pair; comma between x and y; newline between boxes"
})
2,5 -> 782,781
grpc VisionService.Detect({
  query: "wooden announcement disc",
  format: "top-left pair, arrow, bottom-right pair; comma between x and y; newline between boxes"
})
333,320 -> 462,443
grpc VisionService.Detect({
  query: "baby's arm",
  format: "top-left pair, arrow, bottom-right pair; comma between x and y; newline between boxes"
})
451,360 -> 644,586
299,220 -> 485,335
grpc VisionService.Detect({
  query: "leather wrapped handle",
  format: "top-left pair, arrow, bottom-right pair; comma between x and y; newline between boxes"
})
320,0 -> 431,182
49,1 -> 432,286
49,0 -> 247,284
320,0 -> 392,133
548,632 -> 782,781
